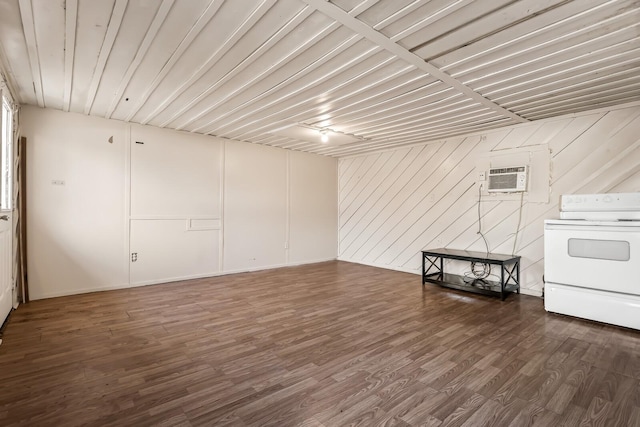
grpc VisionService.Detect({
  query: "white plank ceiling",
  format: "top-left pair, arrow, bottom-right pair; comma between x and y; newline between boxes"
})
0,0 -> 638,156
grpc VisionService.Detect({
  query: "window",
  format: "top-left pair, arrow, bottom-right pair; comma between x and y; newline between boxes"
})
1,97 -> 12,211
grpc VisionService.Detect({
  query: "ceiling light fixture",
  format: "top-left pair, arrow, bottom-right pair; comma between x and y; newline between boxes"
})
320,130 -> 329,143
269,124 -> 367,146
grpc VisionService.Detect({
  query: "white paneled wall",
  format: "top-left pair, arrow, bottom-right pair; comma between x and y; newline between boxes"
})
289,151 -> 338,264
223,141 -> 288,272
130,219 -> 220,285
130,124 -> 222,217
129,125 -> 223,285
25,109 -> 129,298
23,106 -> 337,299
338,105 -> 640,296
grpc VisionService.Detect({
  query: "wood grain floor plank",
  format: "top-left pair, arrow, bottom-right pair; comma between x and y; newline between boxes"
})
556,404 -> 587,427
579,396 -> 612,426
439,392 -> 486,427
458,398 -> 503,427
630,406 -> 640,427
429,387 -> 474,421
0,261 -> 639,426
571,366 -> 608,409
546,383 -> 579,415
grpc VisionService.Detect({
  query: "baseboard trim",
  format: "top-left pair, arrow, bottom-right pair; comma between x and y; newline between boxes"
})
337,257 -> 542,298
30,258 -> 338,300
31,282 -> 135,300
337,257 -> 420,275
221,257 -> 336,276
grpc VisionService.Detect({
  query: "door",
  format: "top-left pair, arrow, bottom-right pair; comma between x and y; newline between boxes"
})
0,96 -> 13,325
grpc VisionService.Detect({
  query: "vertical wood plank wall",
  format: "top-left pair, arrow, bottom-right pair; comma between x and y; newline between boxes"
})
338,105 -> 640,296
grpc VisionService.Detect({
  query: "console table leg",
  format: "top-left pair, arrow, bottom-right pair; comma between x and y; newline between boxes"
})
422,254 -> 425,285
500,266 -> 505,301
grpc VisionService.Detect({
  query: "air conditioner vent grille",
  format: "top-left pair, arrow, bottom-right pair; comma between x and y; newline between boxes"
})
487,165 -> 527,193
489,166 -> 526,174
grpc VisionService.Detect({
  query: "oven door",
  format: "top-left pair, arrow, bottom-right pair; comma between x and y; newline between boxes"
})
544,220 -> 640,295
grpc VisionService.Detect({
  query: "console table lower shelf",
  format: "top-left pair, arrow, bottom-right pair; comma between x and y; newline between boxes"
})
422,249 -> 521,300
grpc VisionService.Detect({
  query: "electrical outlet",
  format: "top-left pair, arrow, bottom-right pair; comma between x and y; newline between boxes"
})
478,171 -> 486,181
51,180 -> 65,186
284,242 -> 289,249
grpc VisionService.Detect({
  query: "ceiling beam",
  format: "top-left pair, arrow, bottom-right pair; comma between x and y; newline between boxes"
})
302,0 -> 528,124
63,0 -> 78,112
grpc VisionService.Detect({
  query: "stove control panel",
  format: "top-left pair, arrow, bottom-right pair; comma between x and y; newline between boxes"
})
560,192 -> 640,220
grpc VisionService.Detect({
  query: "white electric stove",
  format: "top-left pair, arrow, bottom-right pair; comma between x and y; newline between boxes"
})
544,192 -> 640,330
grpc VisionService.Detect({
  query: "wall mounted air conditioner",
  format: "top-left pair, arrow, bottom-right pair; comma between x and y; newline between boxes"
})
487,165 -> 527,193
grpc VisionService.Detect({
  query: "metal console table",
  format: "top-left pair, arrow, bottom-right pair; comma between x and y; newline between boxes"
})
422,248 -> 520,300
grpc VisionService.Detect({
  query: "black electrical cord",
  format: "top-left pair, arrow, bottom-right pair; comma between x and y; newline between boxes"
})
512,191 -> 525,255
469,183 -> 491,280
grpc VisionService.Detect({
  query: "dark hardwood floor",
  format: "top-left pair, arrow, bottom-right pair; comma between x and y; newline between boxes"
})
0,261 -> 639,426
